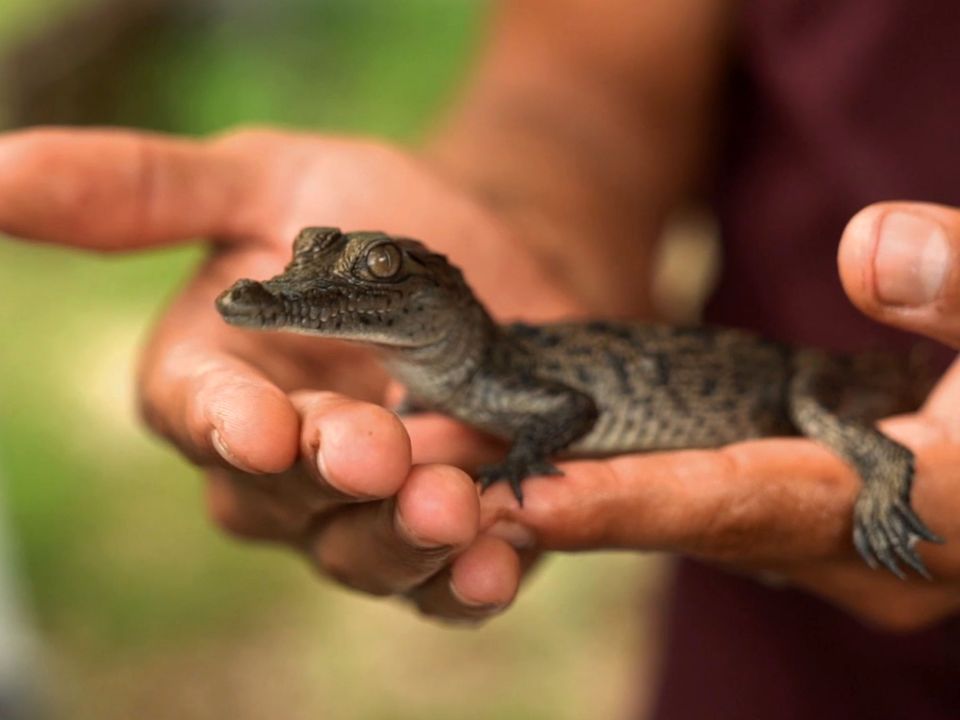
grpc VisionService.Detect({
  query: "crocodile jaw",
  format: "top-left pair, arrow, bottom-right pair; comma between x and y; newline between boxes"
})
215,277 -> 427,346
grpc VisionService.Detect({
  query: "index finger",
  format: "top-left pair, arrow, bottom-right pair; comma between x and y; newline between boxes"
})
0,127 -> 260,249
486,426 -> 959,573
483,438 -> 861,564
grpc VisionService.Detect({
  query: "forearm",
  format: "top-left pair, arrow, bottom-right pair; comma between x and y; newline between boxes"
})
426,0 -> 732,317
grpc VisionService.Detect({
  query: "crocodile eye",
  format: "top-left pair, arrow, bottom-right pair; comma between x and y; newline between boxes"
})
365,243 -> 402,279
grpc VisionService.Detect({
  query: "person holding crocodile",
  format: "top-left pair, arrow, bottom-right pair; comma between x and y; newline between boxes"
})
1,0 -> 958,717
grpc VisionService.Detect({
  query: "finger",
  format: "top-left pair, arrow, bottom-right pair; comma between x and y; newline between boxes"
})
0,127 -> 261,249
838,202 -> 960,348
205,469 -> 312,542
403,413 -> 505,469
292,391 -> 412,503
304,464 -> 480,595
483,439 -> 862,564
205,412 -> 410,543
406,535 -> 523,623
139,341 -> 300,474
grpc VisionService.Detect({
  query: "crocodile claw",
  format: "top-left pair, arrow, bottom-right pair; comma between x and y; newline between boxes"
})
476,459 -> 562,505
853,491 -> 943,580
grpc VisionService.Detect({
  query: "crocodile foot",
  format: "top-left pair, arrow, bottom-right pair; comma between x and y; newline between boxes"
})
476,458 -> 562,505
853,486 -> 943,580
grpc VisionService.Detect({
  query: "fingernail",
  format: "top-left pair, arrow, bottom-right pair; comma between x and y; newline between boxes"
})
394,511 -> 450,550
211,429 -> 260,474
487,520 -> 536,550
449,579 -> 504,611
315,447 -> 348,495
315,446 -> 330,481
875,211 -> 950,306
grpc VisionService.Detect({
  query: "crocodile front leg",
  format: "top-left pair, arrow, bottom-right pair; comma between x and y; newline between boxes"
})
787,350 -> 943,578
468,374 -> 599,504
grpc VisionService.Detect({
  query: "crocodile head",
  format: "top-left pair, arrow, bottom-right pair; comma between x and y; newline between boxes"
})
216,227 -> 483,348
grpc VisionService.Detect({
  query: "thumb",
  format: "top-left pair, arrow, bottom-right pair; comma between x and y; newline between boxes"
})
838,202 -> 960,348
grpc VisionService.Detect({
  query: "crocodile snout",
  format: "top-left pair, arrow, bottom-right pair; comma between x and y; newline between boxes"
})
215,279 -> 281,325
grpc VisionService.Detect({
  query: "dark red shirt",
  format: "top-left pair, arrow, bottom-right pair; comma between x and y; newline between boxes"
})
651,2 -> 960,718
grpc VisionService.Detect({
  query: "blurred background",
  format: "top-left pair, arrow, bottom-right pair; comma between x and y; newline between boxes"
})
0,1 -> 699,718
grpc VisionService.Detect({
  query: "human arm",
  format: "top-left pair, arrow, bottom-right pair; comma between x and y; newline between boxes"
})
428,0 -> 733,318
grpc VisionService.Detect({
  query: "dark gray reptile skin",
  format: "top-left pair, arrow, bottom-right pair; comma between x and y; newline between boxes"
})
216,227 -> 944,578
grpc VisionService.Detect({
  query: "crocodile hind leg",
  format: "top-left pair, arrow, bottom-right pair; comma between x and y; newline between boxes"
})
787,351 -> 943,578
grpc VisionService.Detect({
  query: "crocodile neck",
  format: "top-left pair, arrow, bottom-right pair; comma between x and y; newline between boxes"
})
381,300 -> 498,406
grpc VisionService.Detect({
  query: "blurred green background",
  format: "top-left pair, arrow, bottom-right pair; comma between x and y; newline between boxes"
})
0,2 -> 661,718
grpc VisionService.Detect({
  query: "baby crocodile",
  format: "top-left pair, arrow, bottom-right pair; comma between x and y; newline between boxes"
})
216,227 -> 943,578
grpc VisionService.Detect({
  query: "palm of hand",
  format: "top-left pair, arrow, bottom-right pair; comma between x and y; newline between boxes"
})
1,126 -> 559,620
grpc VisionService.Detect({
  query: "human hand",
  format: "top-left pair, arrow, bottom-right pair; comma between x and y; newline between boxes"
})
0,126 -> 583,622
406,201 -> 960,631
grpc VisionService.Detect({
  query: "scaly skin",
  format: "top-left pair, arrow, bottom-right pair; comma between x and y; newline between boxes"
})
216,227 -> 944,578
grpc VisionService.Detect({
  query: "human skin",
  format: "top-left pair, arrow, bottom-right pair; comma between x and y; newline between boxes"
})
1,0 -> 959,628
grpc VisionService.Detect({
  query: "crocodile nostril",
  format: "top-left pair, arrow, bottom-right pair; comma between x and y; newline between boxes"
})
215,279 -> 279,316
229,279 -> 274,304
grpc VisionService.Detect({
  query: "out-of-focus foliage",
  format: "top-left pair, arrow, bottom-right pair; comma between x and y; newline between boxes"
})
0,2 -> 655,718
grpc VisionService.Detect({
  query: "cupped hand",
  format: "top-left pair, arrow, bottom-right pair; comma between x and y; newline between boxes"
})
406,202 -> 960,631
0,126 -> 577,622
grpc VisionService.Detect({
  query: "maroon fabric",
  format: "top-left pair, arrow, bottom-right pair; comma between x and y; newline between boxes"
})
710,0 -> 960,352
650,565 -> 960,720
650,2 -> 960,718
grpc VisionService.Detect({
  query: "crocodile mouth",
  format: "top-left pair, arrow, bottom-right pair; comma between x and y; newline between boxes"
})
215,277 -> 400,335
